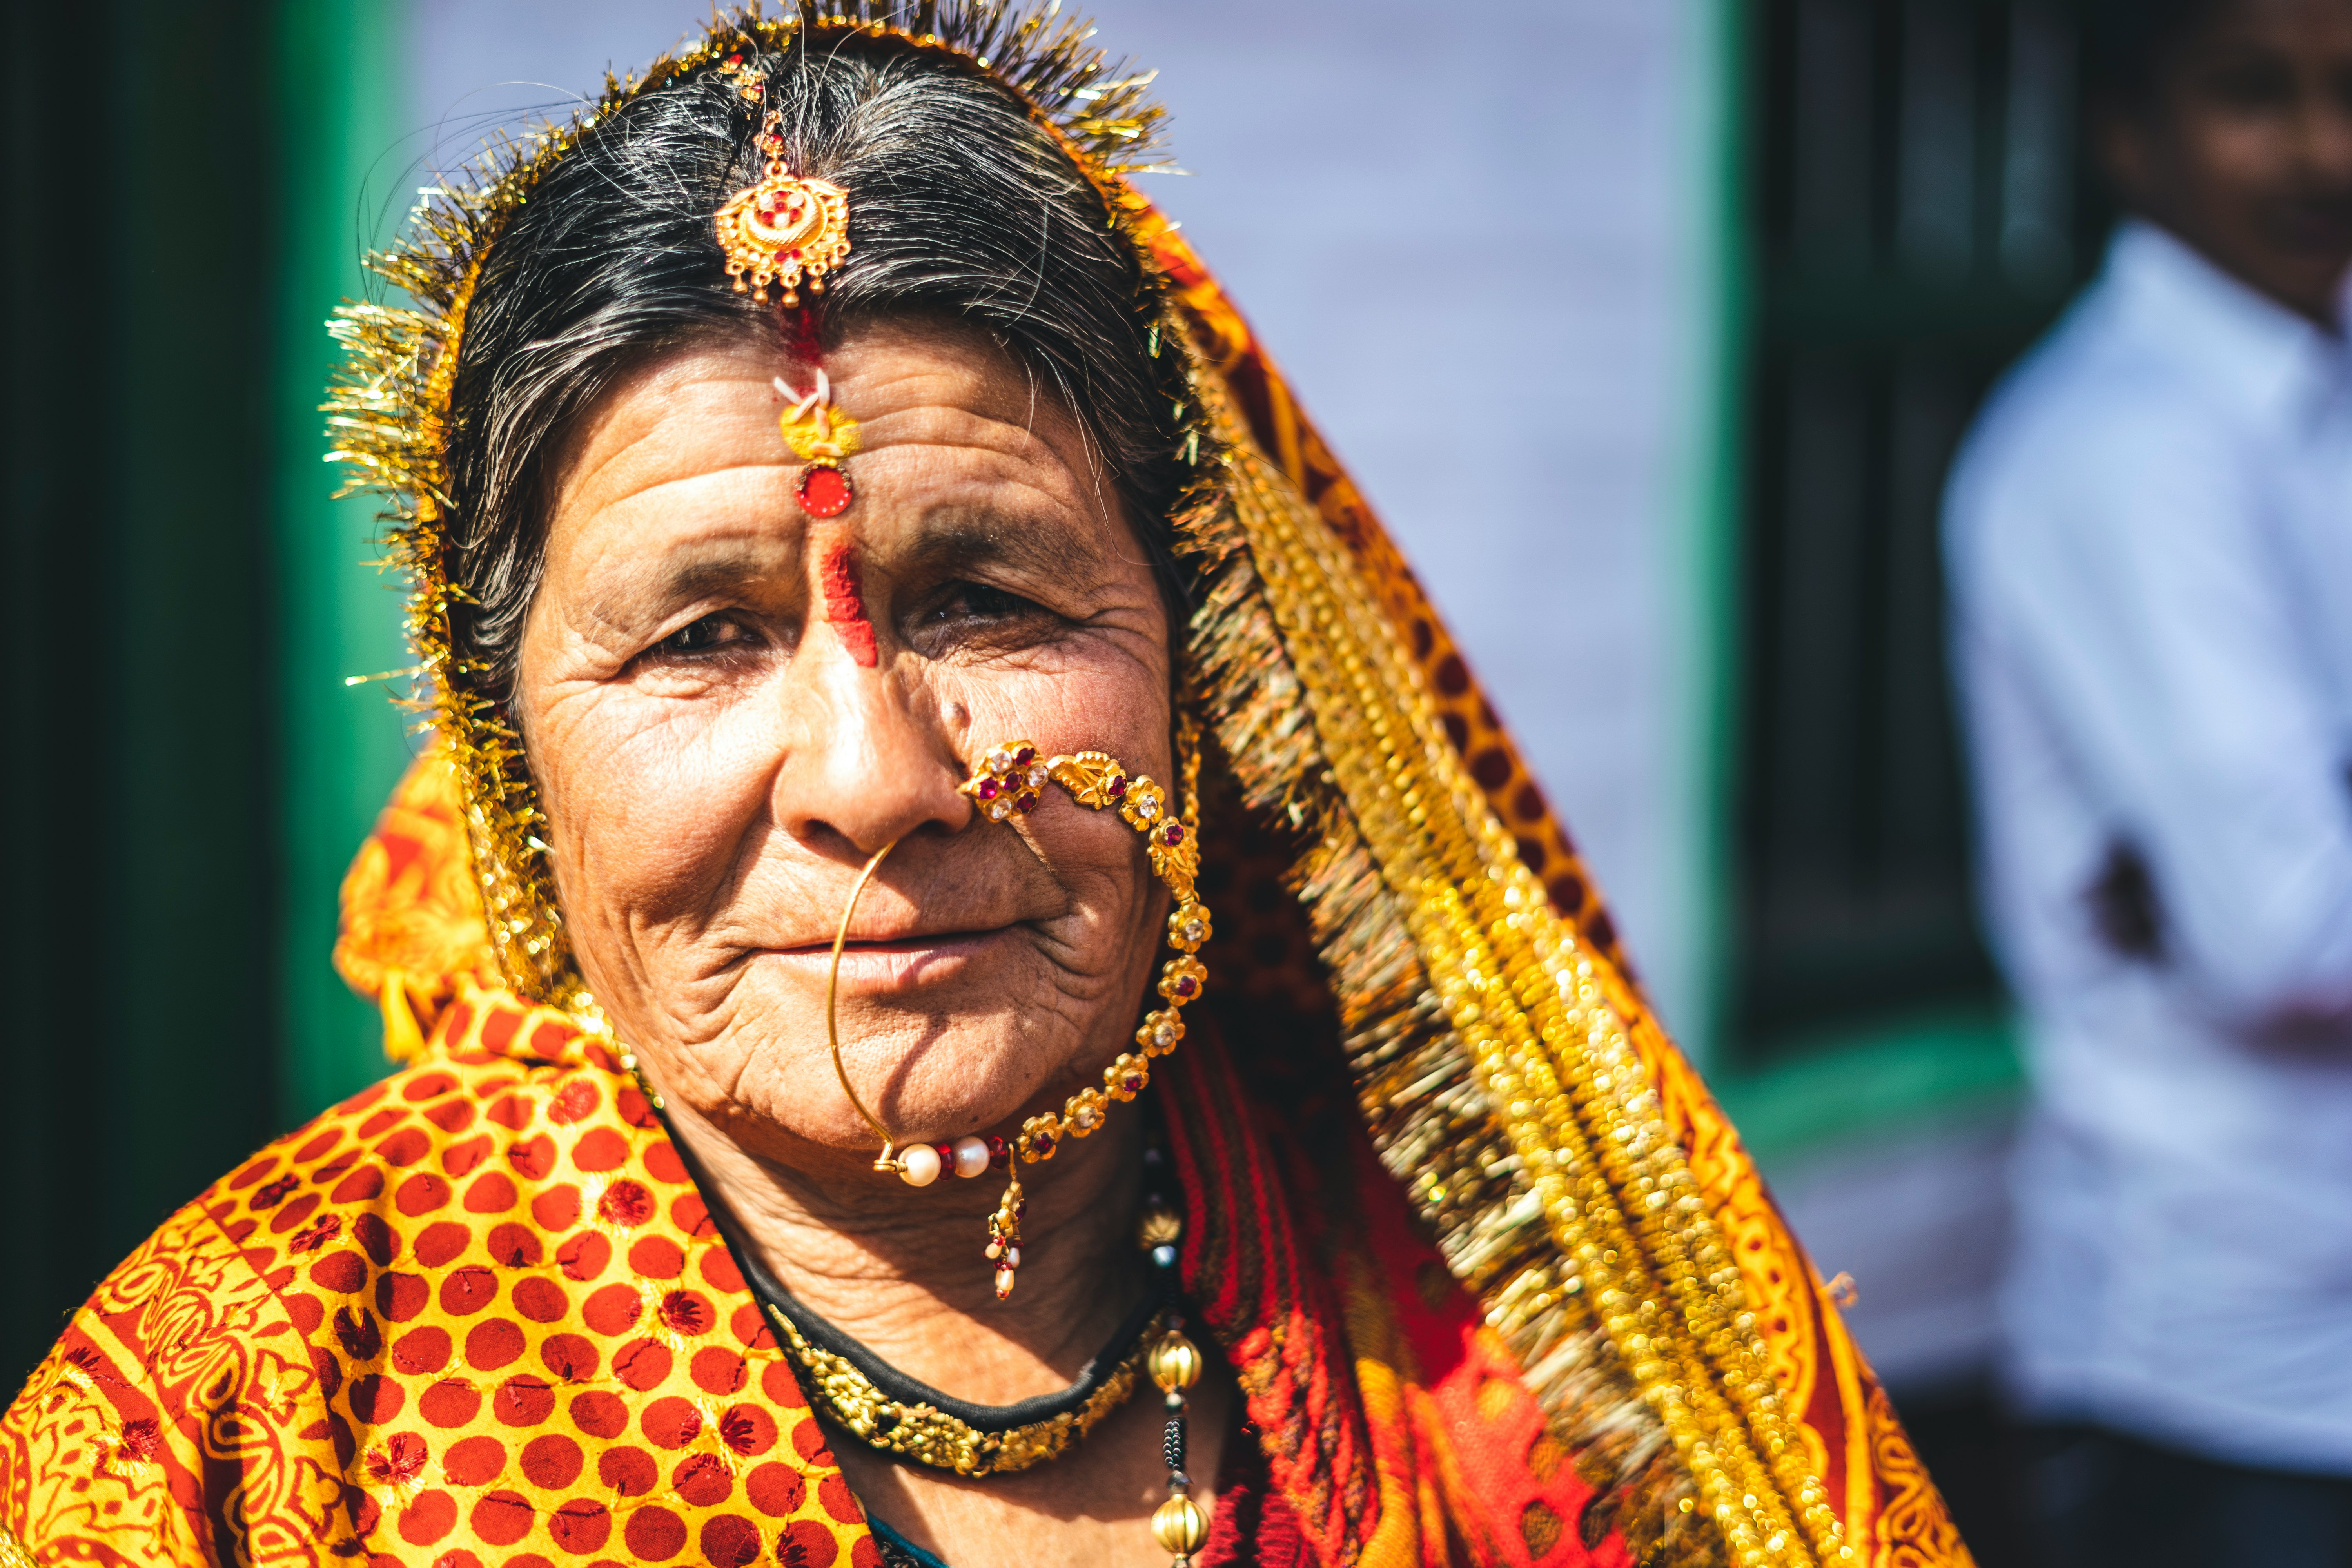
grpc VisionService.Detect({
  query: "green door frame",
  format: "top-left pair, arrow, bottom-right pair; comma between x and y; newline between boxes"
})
1688,0 -> 2020,1170
274,0 -> 416,1127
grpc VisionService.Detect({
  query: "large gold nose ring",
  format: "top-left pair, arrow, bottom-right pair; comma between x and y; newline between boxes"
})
825,837 -> 904,1172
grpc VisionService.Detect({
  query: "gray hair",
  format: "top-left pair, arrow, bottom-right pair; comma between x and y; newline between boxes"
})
440,32 -> 1192,696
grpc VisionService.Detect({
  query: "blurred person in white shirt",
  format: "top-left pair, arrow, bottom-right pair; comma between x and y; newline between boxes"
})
1945,1 -> 2352,1563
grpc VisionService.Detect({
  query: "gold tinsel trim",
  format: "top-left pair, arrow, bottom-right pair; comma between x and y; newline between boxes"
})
1178,360 -> 1850,1565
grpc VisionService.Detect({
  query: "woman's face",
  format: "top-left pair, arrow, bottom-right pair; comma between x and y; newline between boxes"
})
515,320 -> 1174,1177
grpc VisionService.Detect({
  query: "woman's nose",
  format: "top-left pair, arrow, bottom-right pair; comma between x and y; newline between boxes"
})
771,626 -> 970,857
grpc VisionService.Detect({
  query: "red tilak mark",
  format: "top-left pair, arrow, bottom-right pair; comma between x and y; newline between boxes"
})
819,542 -> 877,667
786,306 -> 824,368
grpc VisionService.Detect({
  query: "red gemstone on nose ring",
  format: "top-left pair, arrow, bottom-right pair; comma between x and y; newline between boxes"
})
1014,792 -> 1038,813
976,778 -> 1000,800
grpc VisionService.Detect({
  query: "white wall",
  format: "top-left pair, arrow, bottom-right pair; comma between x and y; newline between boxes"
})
403,1 -> 1721,1044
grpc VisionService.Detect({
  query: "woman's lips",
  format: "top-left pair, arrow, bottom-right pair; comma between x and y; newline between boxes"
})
756,926 -> 1017,987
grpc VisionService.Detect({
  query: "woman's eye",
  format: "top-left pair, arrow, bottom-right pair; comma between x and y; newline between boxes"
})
656,615 -> 744,654
933,582 -> 1040,622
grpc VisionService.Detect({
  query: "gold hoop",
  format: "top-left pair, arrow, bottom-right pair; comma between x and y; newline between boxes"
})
958,738 -> 1206,1165
822,738 -> 1206,1298
825,837 -> 905,1171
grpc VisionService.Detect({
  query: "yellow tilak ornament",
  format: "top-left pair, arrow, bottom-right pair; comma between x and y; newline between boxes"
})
772,370 -> 860,517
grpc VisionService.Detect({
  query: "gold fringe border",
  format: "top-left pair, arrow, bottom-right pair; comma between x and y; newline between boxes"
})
1179,359 -> 1848,1566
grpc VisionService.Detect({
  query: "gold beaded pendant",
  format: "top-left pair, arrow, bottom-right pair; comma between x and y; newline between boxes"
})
954,737 -> 1207,1297
1137,1158 -> 1208,1567
821,734 -> 1209,1300
1148,1320 -> 1208,1566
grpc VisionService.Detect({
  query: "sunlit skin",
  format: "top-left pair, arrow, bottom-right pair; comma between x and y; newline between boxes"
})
2102,0 -> 2352,325
514,320 -> 1228,1568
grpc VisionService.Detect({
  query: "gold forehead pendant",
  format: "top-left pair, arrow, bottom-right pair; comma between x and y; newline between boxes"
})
712,71 -> 858,515
715,107 -> 850,309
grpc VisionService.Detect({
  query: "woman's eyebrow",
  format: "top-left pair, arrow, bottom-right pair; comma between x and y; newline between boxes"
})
897,510 -> 1111,586
583,539 -> 798,626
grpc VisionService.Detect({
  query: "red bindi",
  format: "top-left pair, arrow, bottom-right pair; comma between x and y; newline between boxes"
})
796,463 -> 853,517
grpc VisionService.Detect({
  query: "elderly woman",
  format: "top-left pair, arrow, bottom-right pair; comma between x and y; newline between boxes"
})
0,9 -> 1967,1568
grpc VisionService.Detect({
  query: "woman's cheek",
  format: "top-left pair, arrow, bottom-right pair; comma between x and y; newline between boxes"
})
947,657 -> 1171,780
544,684 -> 776,926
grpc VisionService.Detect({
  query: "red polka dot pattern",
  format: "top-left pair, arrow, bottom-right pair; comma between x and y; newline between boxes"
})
8,980 -> 870,1563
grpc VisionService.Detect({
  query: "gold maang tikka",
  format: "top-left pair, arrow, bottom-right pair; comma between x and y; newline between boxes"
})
824,737 -> 1209,1299
713,59 -> 859,516
713,94 -> 851,309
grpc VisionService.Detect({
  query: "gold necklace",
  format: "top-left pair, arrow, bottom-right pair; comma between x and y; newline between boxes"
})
746,1182 -> 1189,1480
763,1298 -> 1171,1477
678,1091 -> 1213,1562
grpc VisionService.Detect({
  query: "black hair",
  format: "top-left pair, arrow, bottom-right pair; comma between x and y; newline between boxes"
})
439,32 -> 1191,696
2085,0 -> 2226,112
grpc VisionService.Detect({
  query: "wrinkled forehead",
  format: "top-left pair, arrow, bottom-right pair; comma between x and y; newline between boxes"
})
535,318 -> 1132,608
552,316 -> 1091,495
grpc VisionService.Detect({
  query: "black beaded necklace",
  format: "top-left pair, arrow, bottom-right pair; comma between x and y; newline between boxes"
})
734,1210 -> 1181,1476
669,1112 -> 1212,1564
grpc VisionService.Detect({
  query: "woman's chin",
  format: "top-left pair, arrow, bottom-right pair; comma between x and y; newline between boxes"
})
701,1020 -> 1094,1158
724,1071 -> 1051,1169
635,931 -> 1123,1158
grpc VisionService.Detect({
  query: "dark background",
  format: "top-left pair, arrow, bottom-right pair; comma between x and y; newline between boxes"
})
1736,0 -> 2107,1062
2,0 -> 287,1381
